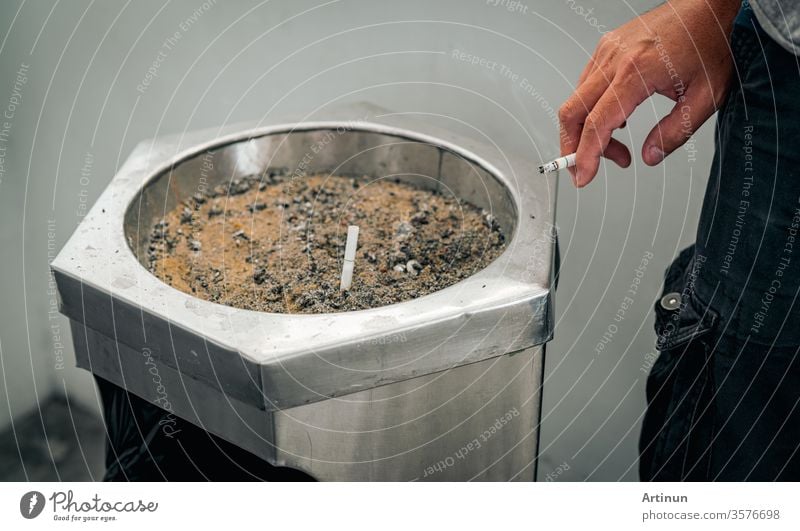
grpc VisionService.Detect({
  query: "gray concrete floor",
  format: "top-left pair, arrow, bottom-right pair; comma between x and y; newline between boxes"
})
0,396 -> 105,481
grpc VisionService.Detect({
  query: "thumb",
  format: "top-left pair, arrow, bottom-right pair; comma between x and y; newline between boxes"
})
642,87 -> 716,166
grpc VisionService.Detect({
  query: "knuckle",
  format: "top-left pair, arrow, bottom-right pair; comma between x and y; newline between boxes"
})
597,32 -> 622,56
585,110 -> 608,134
617,55 -> 640,78
558,100 -> 576,124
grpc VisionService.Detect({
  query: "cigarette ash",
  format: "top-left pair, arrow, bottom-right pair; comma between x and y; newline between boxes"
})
146,172 -> 507,314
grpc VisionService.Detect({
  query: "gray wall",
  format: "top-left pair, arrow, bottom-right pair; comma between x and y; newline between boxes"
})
0,0 -> 714,480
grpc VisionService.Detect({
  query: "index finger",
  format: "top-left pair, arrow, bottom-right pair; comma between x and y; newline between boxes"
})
574,81 -> 649,187
558,70 -> 612,157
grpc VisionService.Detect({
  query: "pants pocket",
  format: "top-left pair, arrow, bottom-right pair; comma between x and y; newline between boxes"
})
640,248 -> 719,481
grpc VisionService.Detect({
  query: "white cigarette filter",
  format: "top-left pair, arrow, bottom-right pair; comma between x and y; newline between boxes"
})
339,225 -> 360,291
538,152 -> 576,174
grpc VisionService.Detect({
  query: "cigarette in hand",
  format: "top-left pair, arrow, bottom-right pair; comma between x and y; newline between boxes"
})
538,153 -> 576,174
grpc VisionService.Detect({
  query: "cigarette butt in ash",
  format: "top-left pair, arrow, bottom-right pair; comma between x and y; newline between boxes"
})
340,225 -> 360,291
538,152 -> 576,174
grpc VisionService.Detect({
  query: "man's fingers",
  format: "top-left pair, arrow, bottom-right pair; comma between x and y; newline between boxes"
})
578,33 -> 616,85
641,87 -> 716,165
603,138 -> 632,168
559,69 -> 612,157
578,55 -> 601,86
574,80 -> 649,187
569,139 -> 630,187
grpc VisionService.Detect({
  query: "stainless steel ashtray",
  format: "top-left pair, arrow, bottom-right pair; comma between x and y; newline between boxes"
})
52,104 -> 557,481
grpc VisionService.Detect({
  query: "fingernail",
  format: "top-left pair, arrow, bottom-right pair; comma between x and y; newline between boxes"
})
647,145 -> 665,165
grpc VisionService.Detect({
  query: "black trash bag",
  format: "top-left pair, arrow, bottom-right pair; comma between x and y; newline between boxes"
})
95,377 -> 313,481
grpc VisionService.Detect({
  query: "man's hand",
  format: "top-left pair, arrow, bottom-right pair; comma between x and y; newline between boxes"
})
558,0 -> 740,187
